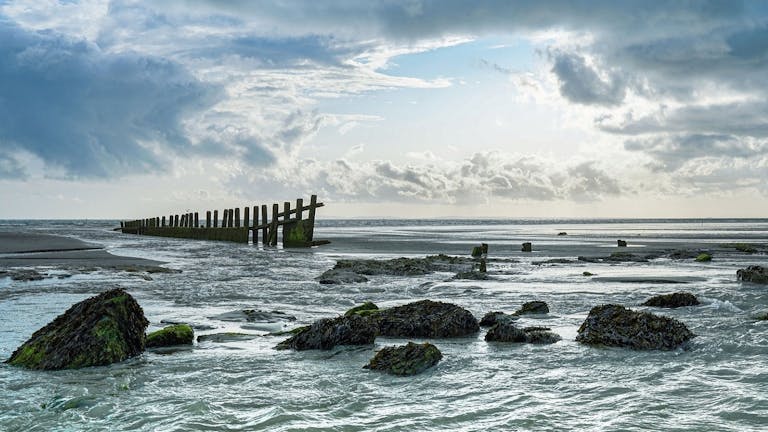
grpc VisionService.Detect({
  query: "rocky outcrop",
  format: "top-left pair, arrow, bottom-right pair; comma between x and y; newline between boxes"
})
485,323 -> 561,344
345,301 -> 379,317
375,300 -> 479,338
275,315 -> 377,350
737,266 -> 768,284
145,324 -> 194,348
513,301 -> 549,315
452,271 -> 491,280
479,311 -> 517,327
641,292 -> 700,308
364,342 -> 442,376
317,269 -> 369,285
317,255 -> 475,284
578,252 -> 657,263
576,304 -> 695,350
5,289 -> 148,370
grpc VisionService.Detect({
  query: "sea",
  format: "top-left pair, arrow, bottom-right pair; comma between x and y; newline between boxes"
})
1,218 -> 767,431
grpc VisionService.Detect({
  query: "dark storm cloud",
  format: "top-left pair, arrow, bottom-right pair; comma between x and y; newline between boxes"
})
550,52 -> 626,106
0,19 -> 223,179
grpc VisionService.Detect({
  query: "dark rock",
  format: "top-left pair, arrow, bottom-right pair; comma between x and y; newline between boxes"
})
364,342 -> 442,376
576,304 -> 695,350
582,271 -> 595,276
345,301 -> 379,317
695,253 -> 712,262
317,255 -> 475,284
532,258 -> 575,266
513,301 -> 549,315
642,292 -> 700,308
375,300 -> 479,338
558,232 -> 567,236
479,311 -> 517,327
210,309 -> 297,323
521,242 -> 532,252
485,323 -> 561,344
617,240 -> 627,247
578,252 -> 651,263
160,320 -> 216,331
197,333 -> 258,343
471,246 -> 483,258
8,269 -> 46,281
666,250 -> 706,260
317,269 -> 369,285
146,324 -> 194,348
737,266 -> 768,284
275,315 -> 377,350
753,310 -> 768,320
452,271 -> 491,280
5,288 -> 148,370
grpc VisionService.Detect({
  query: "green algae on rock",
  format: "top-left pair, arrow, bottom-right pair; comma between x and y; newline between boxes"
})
345,301 -> 379,317
695,253 -> 712,262
5,288 -> 148,370
364,342 -> 442,376
275,315 -> 377,350
146,324 -> 194,348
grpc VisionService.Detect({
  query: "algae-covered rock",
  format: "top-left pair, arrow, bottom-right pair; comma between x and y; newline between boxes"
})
695,253 -> 712,262
737,266 -> 768,284
146,324 -> 194,348
317,269 -> 369,285
452,271 -> 490,280
576,304 -> 695,350
582,271 -> 595,276
364,342 -> 442,376
317,255 -> 475,284
345,301 -> 379,317
513,301 -> 549,316
5,288 -> 148,370
275,315 -> 377,350
479,311 -> 517,327
375,300 -> 479,338
485,323 -> 561,344
641,292 -> 700,308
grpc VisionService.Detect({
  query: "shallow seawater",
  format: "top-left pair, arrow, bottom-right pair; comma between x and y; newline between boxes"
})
1,219 -> 768,431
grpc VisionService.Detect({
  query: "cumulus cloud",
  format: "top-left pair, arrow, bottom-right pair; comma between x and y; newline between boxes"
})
550,51 -> 626,106
0,151 -> 27,180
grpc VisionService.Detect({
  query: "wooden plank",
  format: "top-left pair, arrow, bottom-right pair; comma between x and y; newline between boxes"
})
307,194 -> 317,241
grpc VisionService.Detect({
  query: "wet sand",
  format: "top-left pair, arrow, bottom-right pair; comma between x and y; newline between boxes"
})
0,232 -> 163,268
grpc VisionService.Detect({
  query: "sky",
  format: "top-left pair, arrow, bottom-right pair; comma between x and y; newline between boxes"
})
0,0 -> 767,219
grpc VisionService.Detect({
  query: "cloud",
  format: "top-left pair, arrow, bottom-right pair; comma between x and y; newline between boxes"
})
550,51 -> 626,106
0,20 -> 224,179
0,151 -> 27,180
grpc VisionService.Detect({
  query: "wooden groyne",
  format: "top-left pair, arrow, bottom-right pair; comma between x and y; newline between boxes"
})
120,195 -> 328,247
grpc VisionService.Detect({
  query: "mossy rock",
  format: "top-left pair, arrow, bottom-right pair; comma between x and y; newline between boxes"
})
5,289 -> 148,370
641,292 -> 700,308
513,301 -> 549,315
345,302 -> 379,317
695,253 -> 712,262
146,324 -> 194,348
364,342 -> 442,376
582,271 -> 594,276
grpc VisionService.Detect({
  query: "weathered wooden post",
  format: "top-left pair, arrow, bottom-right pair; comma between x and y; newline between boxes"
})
296,198 -> 303,220
194,212 -> 199,228
228,208 -> 234,228
172,214 -> 177,227
206,211 -> 211,228
161,216 -> 165,227
522,242 -> 532,252
252,206 -> 258,244
618,240 -> 627,247
270,203 -> 279,246
307,194 -> 317,241
222,209 -> 228,228
261,204 -> 268,242
213,210 -> 219,228
235,208 -> 241,228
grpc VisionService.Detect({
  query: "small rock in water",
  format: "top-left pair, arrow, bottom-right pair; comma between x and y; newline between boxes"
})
375,300 -> 479,338
695,253 -> 712,262
582,271 -> 595,276
479,311 -> 517,327
364,342 -> 442,376
197,333 -> 259,343
5,288 -> 148,370
275,315 -> 377,350
210,309 -> 296,323
146,324 -> 194,348
513,301 -> 549,315
558,232 -> 567,236
345,301 -> 379,317
317,269 -> 369,285
642,292 -> 700,308
617,240 -> 627,247
737,266 -> 768,284
485,323 -> 561,344
452,271 -> 490,280
576,304 -> 695,350
521,242 -> 532,252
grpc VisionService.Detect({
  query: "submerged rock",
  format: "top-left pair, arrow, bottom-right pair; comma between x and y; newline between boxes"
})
513,301 -> 549,315
5,288 -> 148,370
0,269 -> 46,282
532,258 -> 576,266
210,309 -> 297,323
485,323 -> 561,344
578,252 -> 654,263
197,333 -> 259,343
576,304 -> 695,350
146,324 -> 194,348
364,342 -> 442,376
275,315 -> 377,350
642,292 -> 700,308
695,253 -> 712,262
479,311 -> 517,327
737,266 -> 768,284
665,249 -> 705,260
452,271 -> 491,280
317,269 -> 369,285
345,302 -> 379,317
375,300 -> 479,338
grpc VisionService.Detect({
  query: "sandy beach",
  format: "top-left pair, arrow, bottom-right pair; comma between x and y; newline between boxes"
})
0,232 -> 164,268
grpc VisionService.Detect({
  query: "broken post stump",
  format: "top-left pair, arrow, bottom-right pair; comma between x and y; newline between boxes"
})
522,242 -> 532,252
